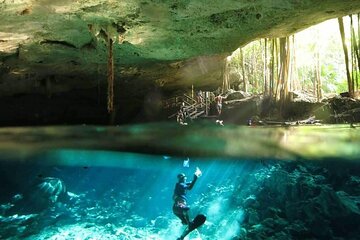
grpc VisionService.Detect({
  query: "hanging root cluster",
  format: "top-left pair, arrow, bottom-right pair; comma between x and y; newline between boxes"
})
107,38 -> 114,113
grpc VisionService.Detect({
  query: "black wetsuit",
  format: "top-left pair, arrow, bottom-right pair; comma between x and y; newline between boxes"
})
172,175 -> 198,225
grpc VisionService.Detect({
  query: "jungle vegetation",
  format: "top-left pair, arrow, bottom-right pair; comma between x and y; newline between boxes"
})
224,14 -> 360,103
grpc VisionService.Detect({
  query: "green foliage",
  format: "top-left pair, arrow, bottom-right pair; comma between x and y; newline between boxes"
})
227,18 -> 357,96
228,40 -> 264,93
321,64 -> 347,93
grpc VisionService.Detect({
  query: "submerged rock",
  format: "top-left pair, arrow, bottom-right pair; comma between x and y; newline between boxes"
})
4,176 -> 78,217
31,177 -> 67,205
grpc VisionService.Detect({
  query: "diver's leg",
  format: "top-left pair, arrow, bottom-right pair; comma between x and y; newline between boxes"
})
183,210 -> 190,225
177,210 -> 192,239
175,212 -> 188,225
173,205 -> 188,225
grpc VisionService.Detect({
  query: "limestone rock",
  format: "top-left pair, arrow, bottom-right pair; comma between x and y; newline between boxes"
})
1,0 -> 360,99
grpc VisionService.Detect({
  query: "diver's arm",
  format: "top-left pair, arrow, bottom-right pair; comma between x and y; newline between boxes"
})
186,167 -> 202,190
187,175 -> 198,190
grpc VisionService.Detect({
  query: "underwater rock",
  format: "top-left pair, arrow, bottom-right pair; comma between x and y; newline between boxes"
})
238,227 -> 247,240
0,203 -> 13,215
4,176 -> 75,216
153,216 -> 169,228
247,223 -> 273,239
313,177 -> 357,236
261,168 -> 294,206
247,209 -> 260,226
336,190 -> 357,214
284,202 -> 303,221
263,207 -> 285,221
285,221 -> 310,238
342,176 -> 360,198
130,215 -> 147,228
236,161 -> 360,239
243,195 -> 257,208
0,213 -> 38,238
288,173 -> 323,201
32,177 -> 67,204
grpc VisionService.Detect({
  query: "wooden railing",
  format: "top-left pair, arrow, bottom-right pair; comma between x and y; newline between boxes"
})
165,92 -> 211,120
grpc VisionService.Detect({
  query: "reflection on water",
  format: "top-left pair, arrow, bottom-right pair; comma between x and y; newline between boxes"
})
0,123 -> 359,161
0,123 -> 359,239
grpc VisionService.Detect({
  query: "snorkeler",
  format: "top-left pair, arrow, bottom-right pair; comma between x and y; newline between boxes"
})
173,167 -> 205,240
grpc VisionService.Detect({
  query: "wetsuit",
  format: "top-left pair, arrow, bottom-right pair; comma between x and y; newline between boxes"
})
172,175 -> 198,225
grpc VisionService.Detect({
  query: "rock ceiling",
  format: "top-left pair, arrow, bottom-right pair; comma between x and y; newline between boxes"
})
1,0 -> 360,97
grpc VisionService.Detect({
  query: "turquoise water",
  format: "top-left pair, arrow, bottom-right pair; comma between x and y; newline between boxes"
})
0,123 -> 359,239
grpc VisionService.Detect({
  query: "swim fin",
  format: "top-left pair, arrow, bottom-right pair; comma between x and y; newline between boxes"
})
177,214 -> 206,239
189,214 -> 206,231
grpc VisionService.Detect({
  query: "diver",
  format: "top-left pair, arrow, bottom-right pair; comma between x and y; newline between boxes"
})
173,167 -> 203,240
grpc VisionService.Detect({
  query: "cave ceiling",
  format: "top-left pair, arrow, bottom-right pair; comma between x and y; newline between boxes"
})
1,0 -> 360,97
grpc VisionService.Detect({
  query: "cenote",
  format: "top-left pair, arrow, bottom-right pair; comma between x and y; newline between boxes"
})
0,123 -> 359,240
1,1 -> 360,240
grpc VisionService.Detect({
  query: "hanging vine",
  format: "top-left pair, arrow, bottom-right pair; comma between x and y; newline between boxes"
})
88,24 -> 116,114
107,37 -> 114,113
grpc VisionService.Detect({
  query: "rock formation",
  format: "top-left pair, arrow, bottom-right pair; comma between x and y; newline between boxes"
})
1,0 -> 360,124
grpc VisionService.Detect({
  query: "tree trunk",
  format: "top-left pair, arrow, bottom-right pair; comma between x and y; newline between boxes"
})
338,17 -> 354,98
252,45 -> 258,90
315,49 -> 322,101
222,57 -> 230,93
314,29 -> 322,102
350,15 -> 359,91
240,48 -> 247,92
277,37 -> 291,115
269,39 -> 275,98
264,38 -> 269,95
275,38 -> 282,101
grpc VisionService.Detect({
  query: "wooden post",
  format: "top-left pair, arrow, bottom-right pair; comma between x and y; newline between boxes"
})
192,84 -> 194,99
205,91 -> 209,116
